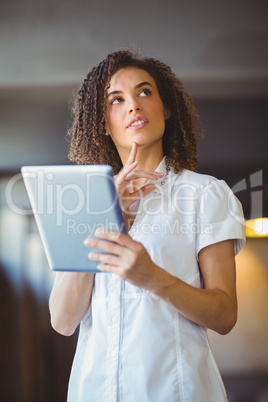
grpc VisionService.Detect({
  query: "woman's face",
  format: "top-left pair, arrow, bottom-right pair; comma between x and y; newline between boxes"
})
106,67 -> 169,153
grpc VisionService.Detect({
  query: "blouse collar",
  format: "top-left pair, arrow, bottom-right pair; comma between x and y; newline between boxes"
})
146,156 -> 178,196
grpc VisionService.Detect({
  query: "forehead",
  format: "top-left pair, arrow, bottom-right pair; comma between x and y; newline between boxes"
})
108,67 -> 156,90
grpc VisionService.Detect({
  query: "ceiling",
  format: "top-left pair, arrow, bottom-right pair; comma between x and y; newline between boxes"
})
0,0 -> 267,95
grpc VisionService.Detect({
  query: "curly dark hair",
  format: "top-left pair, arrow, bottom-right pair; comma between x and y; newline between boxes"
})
68,50 -> 203,174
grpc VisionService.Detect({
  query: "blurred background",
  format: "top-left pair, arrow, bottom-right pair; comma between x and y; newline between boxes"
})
0,1 -> 267,401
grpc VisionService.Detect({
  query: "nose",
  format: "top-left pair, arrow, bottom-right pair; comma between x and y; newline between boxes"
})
128,99 -> 142,114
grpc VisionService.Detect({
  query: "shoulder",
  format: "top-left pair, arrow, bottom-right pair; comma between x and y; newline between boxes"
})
174,170 -> 246,256
173,168 -> 229,192
171,169 -> 240,210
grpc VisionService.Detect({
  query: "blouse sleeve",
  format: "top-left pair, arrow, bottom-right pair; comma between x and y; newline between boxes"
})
196,178 -> 246,258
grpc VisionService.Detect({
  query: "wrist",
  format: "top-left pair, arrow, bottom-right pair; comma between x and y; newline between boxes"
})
148,265 -> 179,298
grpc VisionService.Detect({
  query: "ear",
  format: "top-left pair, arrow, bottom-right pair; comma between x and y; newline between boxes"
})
164,108 -> 171,120
105,122 -> 111,136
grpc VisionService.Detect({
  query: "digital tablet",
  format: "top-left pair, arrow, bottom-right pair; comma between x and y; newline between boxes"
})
21,165 -> 127,272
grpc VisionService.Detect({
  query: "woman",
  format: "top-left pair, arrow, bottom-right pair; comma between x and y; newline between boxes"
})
49,50 -> 245,401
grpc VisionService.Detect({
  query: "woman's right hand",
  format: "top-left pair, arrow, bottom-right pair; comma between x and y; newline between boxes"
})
114,142 -> 164,218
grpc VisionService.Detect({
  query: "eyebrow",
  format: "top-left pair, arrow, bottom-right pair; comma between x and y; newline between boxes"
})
107,81 -> 153,97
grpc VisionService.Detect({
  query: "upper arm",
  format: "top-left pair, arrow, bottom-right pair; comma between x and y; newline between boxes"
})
198,239 -> 237,302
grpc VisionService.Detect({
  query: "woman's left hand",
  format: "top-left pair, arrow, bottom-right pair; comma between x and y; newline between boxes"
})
84,229 -> 160,289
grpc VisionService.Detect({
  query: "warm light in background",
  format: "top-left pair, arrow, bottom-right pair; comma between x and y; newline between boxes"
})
208,237 -> 268,374
246,218 -> 268,238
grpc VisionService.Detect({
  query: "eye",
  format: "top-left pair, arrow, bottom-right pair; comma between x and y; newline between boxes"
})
110,96 -> 123,105
139,88 -> 152,97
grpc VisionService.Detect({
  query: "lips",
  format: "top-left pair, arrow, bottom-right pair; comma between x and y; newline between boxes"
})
127,115 -> 149,129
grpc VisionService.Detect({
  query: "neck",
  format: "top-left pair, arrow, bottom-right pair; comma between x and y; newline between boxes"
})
122,144 -> 163,169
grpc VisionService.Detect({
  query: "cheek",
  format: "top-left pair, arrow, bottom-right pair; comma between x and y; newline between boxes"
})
107,111 -> 125,146
154,105 -> 167,128
107,109 -> 121,131
150,99 -> 166,119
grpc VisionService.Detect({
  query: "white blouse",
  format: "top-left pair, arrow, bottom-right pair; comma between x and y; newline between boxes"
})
67,159 -> 245,402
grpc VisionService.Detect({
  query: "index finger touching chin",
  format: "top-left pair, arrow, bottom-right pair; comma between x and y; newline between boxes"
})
125,142 -> 137,166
